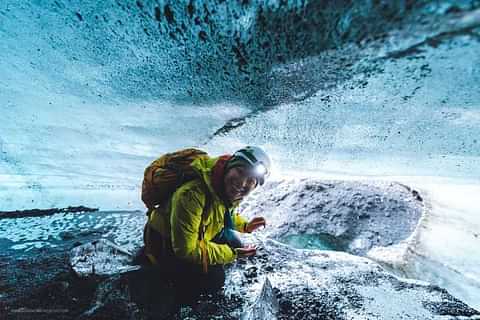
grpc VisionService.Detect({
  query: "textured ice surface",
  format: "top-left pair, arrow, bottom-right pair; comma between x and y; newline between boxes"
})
2,180 -> 479,318
0,210 -> 145,253
280,234 -> 339,251
225,239 -> 479,319
239,179 -> 424,256
4,0 -> 476,211
62,212 -> 478,319
1,0 -> 479,314
204,11 -> 480,309
207,37 -> 480,179
241,277 -> 279,320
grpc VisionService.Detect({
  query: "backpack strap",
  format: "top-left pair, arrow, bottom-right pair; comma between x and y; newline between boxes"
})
165,162 -> 186,189
198,181 -> 212,274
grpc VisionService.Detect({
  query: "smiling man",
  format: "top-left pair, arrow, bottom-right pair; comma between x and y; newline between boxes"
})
142,146 -> 271,305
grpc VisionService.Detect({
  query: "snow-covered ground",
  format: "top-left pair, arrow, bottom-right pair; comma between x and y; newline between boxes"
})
1,0 -> 479,313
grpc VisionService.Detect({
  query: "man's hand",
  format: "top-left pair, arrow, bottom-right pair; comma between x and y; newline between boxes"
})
235,245 -> 257,258
245,217 -> 266,233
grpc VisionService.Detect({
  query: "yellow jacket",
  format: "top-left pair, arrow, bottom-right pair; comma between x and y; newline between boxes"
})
146,156 -> 248,265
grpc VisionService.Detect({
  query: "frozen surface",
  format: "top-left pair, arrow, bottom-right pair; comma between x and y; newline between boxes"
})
62,211 -> 478,319
0,210 -> 145,254
238,179 -> 424,256
1,0 -> 479,315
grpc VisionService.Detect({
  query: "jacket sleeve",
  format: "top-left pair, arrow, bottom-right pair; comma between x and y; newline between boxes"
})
170,186 -> 236,265
232,211 -> 249,233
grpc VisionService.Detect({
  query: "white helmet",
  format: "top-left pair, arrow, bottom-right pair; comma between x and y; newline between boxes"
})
231,146 -> 271,185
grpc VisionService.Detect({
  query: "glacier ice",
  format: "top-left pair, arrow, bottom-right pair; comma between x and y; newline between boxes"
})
1,0 -> 479,315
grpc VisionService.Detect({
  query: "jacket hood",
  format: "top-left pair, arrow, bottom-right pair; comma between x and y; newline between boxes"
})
191,155 -> 239,208
191,156 -> 222,202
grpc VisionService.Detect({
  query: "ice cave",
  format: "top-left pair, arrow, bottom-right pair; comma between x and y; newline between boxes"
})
1,1 -> 479,319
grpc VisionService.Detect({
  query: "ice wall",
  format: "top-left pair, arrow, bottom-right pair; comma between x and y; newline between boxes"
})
1,0 -> 479,309
0,0 -> 427,210
0,0 -> 416,105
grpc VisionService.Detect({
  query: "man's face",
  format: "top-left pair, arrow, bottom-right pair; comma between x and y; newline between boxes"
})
223,166 -> 257,204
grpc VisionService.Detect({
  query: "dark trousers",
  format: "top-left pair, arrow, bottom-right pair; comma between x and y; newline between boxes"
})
141,224 -> 226,306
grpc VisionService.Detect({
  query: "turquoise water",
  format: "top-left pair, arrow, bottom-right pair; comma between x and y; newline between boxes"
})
280,234 -> 342,251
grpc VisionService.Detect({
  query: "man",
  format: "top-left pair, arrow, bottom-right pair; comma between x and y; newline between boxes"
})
142,146 -> 271,304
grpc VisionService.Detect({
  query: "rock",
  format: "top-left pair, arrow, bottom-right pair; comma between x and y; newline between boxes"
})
242,277 -> 279,320
0,206 -> 98,219
69,239 -> 140,277
59,231 -> 75,240
244,266 -> 258,279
